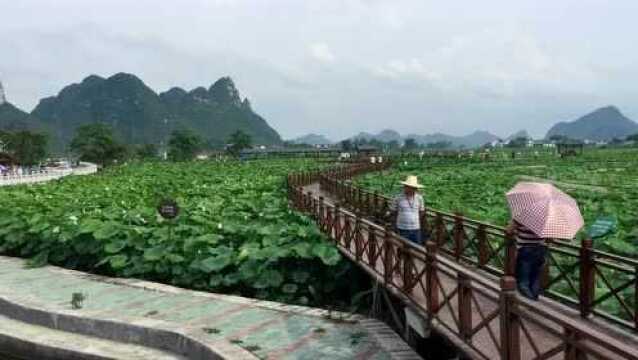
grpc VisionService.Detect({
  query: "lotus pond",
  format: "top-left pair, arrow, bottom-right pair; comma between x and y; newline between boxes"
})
0,159 -> 370,308
357,149 -> 638,254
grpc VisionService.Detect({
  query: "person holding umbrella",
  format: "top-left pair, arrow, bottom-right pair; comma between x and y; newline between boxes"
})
390,175 -> 426,245
506,182 -> 584,300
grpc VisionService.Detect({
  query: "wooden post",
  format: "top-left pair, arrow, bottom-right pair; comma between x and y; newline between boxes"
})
324,204 -> 333,235
368,229 -> 377,268
504,227 -> 517,277
477,225 -> 489,268
453,213 -> 464,261
306,191 -> 313,213
500,276 -> 521,360
383,227 -> 394,284
564,327 -> 585,360
363,191 -> 370,216
420,209 -> 429,237
435,213 -> 446,247
425,241 -> 440,314
354,218 -> 362,261
383,198 -> 390,223
334,204 -> 342,243
351,185 -> 357,210
402,243 -> 414,293
458,273 -> 473,341
343,216 -> 353,249
579,238 -> 595,318
318,197 -> 325,229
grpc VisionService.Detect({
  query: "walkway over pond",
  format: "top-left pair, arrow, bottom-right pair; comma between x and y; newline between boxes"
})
0,162 -> 97,187
287,162 -> 638,360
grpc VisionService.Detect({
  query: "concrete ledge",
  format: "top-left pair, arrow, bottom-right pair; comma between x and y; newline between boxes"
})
0,296 -> 255,360
0,331 -> 110,360
0,256 -> 421,359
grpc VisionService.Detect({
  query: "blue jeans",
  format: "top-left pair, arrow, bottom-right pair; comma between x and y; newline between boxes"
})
516,245 -> 547,300
398,229 -> 424,245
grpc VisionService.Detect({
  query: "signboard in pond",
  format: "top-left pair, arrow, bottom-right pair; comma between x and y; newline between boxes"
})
158,199 -> 180,219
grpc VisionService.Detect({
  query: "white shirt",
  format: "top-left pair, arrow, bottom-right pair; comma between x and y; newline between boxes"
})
391,193 -> 425,230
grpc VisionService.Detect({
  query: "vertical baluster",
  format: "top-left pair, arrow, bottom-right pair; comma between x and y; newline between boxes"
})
383,198 -> 390,223
579,238 -> 595,318
425,241 -> 440,313
477,225 -> 489,268
421,208 -> 430,237
453,213 -> 464,261
324,203 -> 333,235
344,216 -> 352,249
334,204 -> 342,243
355,218 -> 362,261
564,327 -> 584,360
435,213 -> 446,247
368,228 -> 377,268
402,243 -> 415,293
318,197 -> 325,229
458,273 -> 473,342
383,227 -> 393,284
499,276 -> 520,360
504,228 -> 517,277
306,191 -> 313,215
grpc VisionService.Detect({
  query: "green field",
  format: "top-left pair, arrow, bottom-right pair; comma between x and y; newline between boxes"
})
0,159 -> 369,308
356,149 -> 638,254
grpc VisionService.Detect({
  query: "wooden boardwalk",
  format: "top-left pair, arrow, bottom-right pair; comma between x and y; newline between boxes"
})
289,177 -> 638,360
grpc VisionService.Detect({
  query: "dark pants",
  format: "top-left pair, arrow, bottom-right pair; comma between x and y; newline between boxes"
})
515,244 -> 547,300
398,229 -> 428,245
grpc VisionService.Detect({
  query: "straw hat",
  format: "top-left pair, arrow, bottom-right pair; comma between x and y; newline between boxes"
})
400,175 -> 423,189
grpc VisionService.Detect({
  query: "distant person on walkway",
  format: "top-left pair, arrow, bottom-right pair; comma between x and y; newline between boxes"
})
390,175 -> 426,245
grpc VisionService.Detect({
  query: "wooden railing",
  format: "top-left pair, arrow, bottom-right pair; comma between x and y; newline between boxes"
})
312,170 -> 638,333
287,172 -> 638,359
287,162 -> 638,359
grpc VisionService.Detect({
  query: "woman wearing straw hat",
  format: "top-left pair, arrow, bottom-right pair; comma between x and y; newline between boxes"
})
506,182 -> 584,300
390,175 -> 426,245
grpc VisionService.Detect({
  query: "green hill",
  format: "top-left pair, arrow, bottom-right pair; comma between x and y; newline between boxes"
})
159,77 -> 281,147
20,73 -> 281,149
546,106 -> 638,141
0,102 -> 41,131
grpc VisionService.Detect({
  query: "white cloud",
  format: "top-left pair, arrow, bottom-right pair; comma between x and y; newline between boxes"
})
309,43 -> 336,64
1,0 -> 637,139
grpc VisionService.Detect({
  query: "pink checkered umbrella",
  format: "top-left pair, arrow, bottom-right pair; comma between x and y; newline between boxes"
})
506,182 -> 584,240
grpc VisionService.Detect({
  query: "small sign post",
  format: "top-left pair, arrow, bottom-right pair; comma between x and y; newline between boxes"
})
158,199 -> 179,242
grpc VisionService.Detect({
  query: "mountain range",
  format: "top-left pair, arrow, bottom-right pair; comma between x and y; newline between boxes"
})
3,75 -> 637,151
546,106 -> 638,141
0,73 -> 281,150
290,133 -> 333,145
293,106 -> 638,148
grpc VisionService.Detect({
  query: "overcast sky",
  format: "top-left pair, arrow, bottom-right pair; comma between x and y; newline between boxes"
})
1,0 -> 637,140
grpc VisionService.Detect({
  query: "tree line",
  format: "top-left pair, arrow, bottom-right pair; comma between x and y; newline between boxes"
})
0,123 -> 254,168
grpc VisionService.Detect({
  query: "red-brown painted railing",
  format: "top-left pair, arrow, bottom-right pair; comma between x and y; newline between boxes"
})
287,171 -> 638,359
311,169 -> 638,333
287,161 -> 638,359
